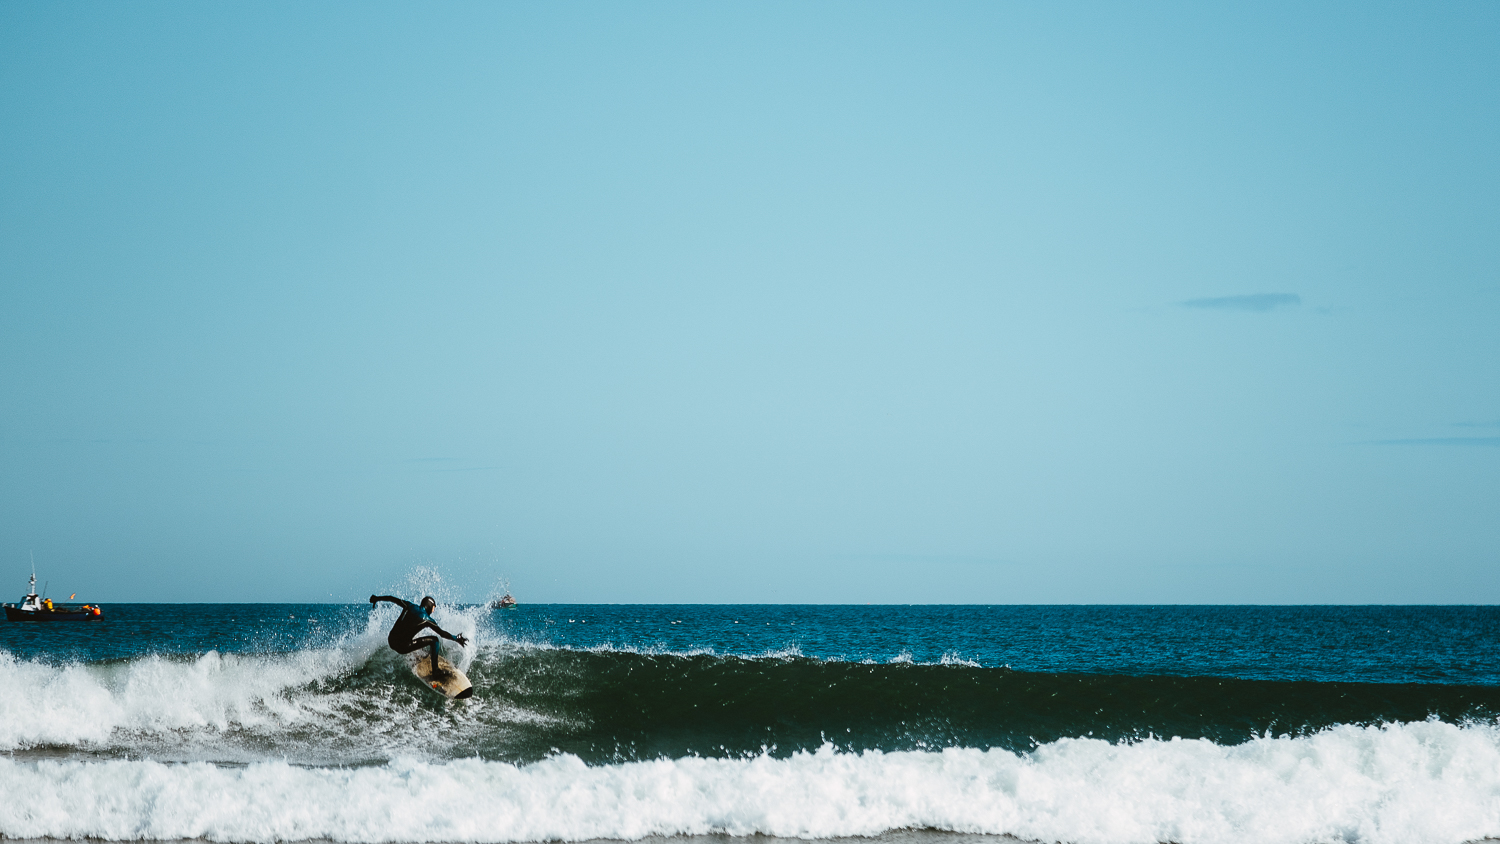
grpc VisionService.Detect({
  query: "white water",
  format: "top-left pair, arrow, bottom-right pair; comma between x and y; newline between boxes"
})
0,630 -> 970,761
4,721 -> 1500,844
0,647 -> 364,750
0,604 -> 494,761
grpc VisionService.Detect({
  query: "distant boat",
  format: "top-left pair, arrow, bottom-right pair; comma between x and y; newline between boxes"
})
3,571 -> 103,621
490,593 -> 517,609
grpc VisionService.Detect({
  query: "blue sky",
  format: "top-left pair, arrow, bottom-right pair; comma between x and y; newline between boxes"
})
2,2 -> 1497,603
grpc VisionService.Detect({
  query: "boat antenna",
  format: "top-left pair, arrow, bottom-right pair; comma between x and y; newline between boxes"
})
34,547 -> 47,599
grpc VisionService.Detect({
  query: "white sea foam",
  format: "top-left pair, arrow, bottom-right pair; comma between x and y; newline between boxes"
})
939,651 -> 982,667
0,646 -> 370,751
0,614 -> 500,760
864,650 -> 980,668
3,721 -> 1499,844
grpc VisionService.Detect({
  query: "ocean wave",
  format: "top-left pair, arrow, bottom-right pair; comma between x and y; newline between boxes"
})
0,647 -> 363,750
5,640 -> 1500,766
4,722 -> 1500,844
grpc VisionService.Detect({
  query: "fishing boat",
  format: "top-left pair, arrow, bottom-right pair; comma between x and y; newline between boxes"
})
3,572 -> 103,621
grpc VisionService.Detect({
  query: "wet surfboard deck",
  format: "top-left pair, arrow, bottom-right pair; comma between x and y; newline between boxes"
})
407,652 -> 474,699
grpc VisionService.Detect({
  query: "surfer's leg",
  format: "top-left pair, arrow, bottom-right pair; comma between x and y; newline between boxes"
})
392,635 -> 440,656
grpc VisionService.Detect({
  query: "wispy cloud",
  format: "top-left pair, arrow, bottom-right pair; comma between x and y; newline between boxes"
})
1181,293 -> 1301,312
1366,437 -> 1500,447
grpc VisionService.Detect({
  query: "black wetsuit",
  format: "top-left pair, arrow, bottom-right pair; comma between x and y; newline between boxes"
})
369,595 -> 464,669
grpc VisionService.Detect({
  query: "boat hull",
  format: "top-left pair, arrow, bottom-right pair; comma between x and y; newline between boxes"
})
3,606 -> 101,621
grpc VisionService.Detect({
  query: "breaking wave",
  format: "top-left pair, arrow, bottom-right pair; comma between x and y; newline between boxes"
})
5,722 -> 1500,844
3,628 -> 1500,765
5,601 -> 1500,843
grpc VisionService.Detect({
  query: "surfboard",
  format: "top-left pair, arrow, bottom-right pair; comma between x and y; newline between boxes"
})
407,652 -> 474,700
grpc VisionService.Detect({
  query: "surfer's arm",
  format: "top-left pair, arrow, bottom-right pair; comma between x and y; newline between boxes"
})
368,595 -> 411,610
419,619 -> 468,647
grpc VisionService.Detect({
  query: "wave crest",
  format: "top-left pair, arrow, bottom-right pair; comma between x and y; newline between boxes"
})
6,643 -> 1500,766
4,722 -> 1500,844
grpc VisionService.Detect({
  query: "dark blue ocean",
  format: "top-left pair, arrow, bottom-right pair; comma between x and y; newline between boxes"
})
13,603 -> 1500,684
3,602 -> 1499,844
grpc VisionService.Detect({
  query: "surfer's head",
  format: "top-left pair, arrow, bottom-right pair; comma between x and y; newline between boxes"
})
420,596 -> 436,613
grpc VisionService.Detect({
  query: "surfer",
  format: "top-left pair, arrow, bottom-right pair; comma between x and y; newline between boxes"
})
369,594 -> 468,673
